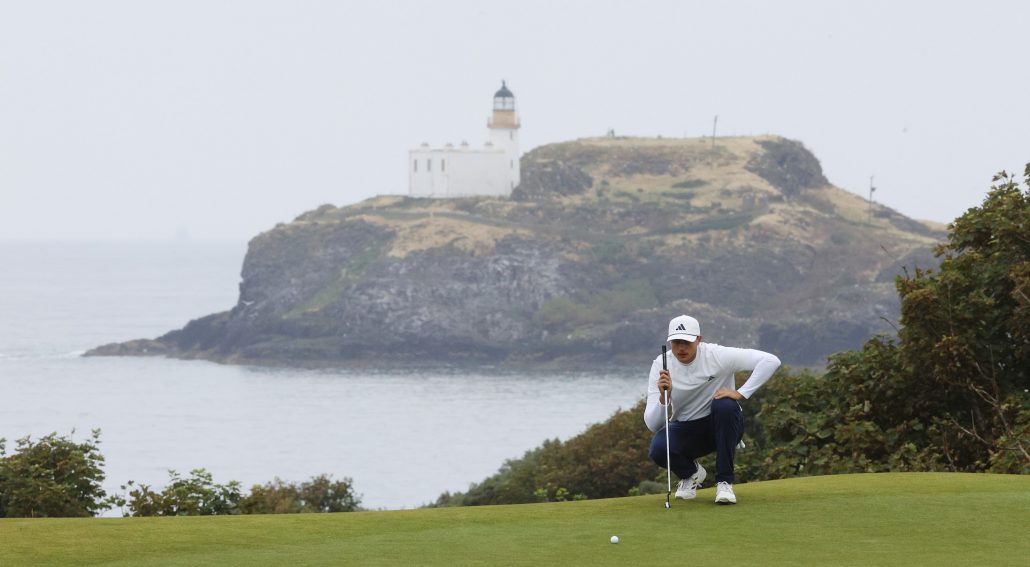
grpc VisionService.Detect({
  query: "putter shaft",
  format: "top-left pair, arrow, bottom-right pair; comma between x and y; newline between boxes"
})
662,345 -> 671,508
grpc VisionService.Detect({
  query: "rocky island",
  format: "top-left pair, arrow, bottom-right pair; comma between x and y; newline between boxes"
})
87,135 -> 943,368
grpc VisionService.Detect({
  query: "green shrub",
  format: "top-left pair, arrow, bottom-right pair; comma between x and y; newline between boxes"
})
113,471 -> 362,516
114,469 -> 242,517
0,430 -> 107,518
240,474 -> 361,514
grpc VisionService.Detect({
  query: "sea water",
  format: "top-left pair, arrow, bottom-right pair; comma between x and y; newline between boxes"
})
0,242 -> 643,513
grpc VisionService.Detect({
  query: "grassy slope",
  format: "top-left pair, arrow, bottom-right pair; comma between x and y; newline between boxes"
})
323,136 -> 939,259
2,474 -> 1027,566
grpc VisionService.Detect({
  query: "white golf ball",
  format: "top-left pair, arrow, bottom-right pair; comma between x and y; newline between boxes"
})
610,535 -> 619,544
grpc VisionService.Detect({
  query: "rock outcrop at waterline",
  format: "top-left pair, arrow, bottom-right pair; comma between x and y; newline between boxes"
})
87,135 -> 944,367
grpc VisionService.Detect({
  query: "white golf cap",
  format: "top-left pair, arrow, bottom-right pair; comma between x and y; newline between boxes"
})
667,315 -> 700,342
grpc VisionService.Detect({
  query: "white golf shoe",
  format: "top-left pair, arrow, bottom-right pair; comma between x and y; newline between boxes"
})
715,481 -> 737,505
674,460 -> 706,500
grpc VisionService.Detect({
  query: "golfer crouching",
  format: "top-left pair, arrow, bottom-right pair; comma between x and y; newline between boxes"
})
645,315 -> 781,504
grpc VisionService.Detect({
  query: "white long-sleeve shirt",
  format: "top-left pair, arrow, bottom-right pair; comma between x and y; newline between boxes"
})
643,342 -> 781,432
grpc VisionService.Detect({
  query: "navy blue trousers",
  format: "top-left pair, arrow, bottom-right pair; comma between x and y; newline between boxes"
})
649,398 -> 743,484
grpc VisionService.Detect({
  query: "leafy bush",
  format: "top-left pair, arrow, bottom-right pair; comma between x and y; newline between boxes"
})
0,430 -> 107,518
735,345 -> 943,481
240,474 -> 361,513
113,471 -> 363,516
1,429 -> 365,517
113,469 -> 242,516
892,167 -> 1030,471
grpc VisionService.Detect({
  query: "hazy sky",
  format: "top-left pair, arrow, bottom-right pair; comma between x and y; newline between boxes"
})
2,0 -> 1027,242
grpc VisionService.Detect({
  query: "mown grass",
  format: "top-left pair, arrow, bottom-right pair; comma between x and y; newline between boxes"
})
1,473 -> 1026,566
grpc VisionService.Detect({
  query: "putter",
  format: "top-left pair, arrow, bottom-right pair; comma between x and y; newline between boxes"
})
662,344 -> 672,509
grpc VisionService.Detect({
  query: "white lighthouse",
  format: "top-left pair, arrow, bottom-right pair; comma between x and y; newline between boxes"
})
409,81 -> 521,198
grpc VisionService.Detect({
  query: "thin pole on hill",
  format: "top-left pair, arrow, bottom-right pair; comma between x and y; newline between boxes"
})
709,115 -> 718,166
868,176 -> 877,223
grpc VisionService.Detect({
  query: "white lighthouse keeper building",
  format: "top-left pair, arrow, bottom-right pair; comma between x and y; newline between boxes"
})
409,82 -> 521,198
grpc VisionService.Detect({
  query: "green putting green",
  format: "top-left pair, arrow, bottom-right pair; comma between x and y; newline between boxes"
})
1,473 -> 1027,566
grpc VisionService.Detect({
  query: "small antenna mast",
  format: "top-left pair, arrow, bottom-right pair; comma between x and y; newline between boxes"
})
868,176 -> 877,222
711,115 -> 718,152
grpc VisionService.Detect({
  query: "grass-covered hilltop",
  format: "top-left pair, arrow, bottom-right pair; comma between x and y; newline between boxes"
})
88,135 -> 943,367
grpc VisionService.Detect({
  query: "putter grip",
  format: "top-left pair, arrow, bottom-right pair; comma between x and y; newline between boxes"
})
661,345 -> 669,398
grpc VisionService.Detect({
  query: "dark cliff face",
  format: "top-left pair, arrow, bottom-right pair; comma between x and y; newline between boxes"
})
87,136 -> 944,368
746,138 -> 829,197
153,222 -> 581,365
329,234 -> 572,358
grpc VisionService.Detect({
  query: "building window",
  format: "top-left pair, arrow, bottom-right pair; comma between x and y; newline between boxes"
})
510,159 -> 514,169
442,159 -> 446,172
428,159 -> 432,172
413,159 -> 418,172
510,131 -> 514,140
